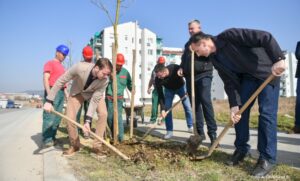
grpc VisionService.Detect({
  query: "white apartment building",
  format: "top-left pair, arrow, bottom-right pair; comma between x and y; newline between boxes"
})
162,47 -> 183,65
161,47 -> 227,100
280,52 -> 298,97
96,21 -> 157,103
94,21 -> 228,103
211,69 -> 227,100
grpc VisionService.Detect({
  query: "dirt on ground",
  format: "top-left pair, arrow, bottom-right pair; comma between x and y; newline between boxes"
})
57,124 -> 300,181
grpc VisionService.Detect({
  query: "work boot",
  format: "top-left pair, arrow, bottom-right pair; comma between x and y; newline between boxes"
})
164,131 -> 173,139
63,146 -> 80,157
226,150 -> 248,166
252,159 -> 275,177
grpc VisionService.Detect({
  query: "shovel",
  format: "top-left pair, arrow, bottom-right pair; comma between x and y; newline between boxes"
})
186,51 -> 203,154
51,110 -> 130,161
191,74 -> 275,160
139,94 -> 188,141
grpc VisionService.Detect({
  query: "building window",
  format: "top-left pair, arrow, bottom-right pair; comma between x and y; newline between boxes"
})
148,49 -> 153,55
132,38 -> 134,43
125,35 -> 128,41
139,50 -> 141,55
139,39 -> 141,44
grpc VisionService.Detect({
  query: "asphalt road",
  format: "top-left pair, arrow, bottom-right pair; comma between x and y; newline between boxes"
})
0,108 -> 43,181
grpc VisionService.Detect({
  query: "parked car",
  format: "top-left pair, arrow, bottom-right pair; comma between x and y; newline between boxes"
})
14,103 -> 23,109
6,100 -> 15,109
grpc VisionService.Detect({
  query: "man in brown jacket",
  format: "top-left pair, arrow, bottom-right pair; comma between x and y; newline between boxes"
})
44,58 -> 113,156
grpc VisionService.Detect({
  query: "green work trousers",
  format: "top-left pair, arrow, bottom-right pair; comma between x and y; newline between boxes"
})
150,88 -> 159,122
106,98 -> 124,142
42,90 -> 64,144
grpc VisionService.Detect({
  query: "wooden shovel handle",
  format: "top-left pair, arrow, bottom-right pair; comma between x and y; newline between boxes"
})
51,110 -> 130,160
206,74 -> 276,157
140,94 -> 188,140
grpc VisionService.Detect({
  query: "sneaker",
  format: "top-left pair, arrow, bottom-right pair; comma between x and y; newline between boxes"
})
43,141 -> 54,148
164,131 -> 173,139
188,127 -> 193,133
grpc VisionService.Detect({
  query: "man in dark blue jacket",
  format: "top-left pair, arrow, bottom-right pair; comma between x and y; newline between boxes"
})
178,20 -> 218,145
189,28 -> 286,177
294,41 -> 300,134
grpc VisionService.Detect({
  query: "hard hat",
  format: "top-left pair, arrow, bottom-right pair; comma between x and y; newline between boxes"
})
56,44 -> 69,56
157,56 -> 165,64
82,46 -> 93,61
116,53 -> 125,65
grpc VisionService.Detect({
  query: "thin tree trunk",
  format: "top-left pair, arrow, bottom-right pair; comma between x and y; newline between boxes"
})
129,49 -> 136,138
112,0 -> 121,145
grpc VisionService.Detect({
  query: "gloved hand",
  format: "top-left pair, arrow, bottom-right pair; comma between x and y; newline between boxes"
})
230,106 -> 241,124
271,59 -> 286,76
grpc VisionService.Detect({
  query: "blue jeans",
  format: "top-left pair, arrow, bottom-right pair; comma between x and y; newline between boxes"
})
295,78 -> 300,127
234,77 -> 279,164
164,84 -> 193,131
186,76 -> 217,136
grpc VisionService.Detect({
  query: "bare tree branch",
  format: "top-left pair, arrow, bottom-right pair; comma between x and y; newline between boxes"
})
90,0 -> 114,25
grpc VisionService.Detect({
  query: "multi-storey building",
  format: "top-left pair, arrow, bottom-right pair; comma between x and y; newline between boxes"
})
280,52 -> 297,97
88,22 -> 299,104
89,21 -> 157,103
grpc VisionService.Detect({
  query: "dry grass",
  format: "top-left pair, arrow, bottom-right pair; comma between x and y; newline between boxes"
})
54,98 -> 299,181
55,126 -> 300,181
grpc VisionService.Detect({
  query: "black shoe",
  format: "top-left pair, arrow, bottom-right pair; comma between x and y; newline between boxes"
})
208,134 -> 219,147
199,134 -> 206,141
293,126 -> 300,134
226,150 -> 247,166
252,159 -> 275,177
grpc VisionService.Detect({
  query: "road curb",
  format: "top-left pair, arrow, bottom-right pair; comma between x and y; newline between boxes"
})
42,146 -> 77,181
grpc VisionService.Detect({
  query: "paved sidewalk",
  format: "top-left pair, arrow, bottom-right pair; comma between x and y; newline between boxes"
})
0,108 -> 76,181
40,146 -> 77,181
136,117 -> 300,168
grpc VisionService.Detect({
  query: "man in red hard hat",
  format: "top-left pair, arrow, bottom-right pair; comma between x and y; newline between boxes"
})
76,46 -> 105,142
106,53 -> 132,142
82,46 -> 93,62
147,56 -> 166,124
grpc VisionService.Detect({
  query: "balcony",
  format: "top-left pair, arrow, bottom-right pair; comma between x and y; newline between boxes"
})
156,37 -> 163,50
94,39 -> 102,48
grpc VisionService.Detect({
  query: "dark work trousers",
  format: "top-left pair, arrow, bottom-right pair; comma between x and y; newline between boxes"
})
186,76 -> 217,137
